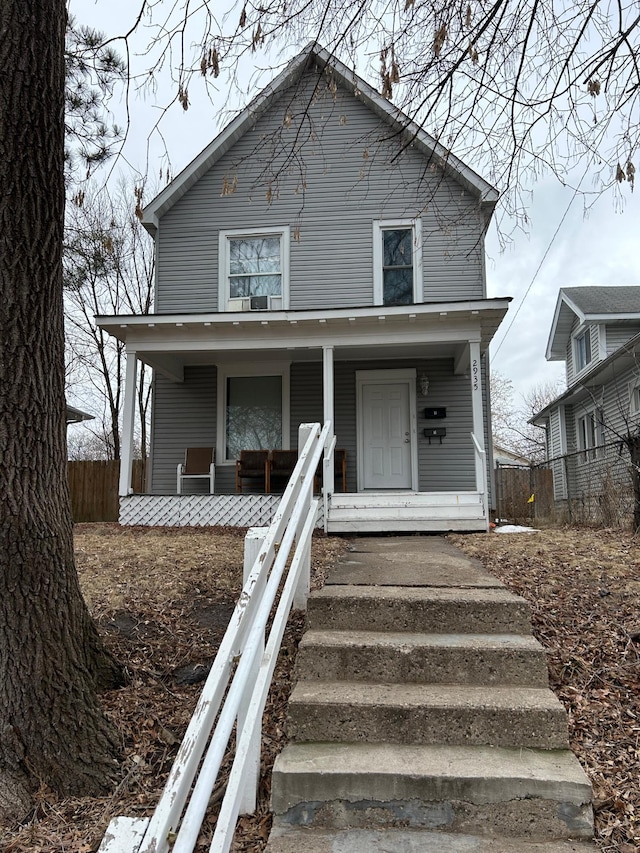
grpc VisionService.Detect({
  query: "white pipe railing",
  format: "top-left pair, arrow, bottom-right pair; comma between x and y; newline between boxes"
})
99,422 -> 333,853
471,431 -> 489,531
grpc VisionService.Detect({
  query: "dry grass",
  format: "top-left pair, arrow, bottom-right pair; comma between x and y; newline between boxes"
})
451,527 -> 640,853
1,524 -> 348,853
3,524 -> 640,851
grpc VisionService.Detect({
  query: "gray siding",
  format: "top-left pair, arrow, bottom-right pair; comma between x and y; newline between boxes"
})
150,366 -> 217,494
155,69 -> 486,314
605,323 -> 640,356
548,408 -> 567,500
150,357 -> 482,495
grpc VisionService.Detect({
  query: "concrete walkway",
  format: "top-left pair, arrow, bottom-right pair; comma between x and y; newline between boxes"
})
266,535 -> 596,852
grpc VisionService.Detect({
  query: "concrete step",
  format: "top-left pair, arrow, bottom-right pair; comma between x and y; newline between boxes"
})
296,630 -> 549,687
271,742 -> 593,839
306,585 -> 533,635
287,682 -> 569,749
266,827 -> 597,852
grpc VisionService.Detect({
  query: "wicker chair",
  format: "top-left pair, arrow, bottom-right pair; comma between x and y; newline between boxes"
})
235,450 -> 270,493
269,450 -> 299,493
315,448 -> 347,493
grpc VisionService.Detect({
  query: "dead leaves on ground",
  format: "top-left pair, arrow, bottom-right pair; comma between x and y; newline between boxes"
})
0,525 -> 347,853
451,527 -> 640,851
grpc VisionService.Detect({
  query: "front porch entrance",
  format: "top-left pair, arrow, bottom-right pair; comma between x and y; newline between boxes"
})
357,369 -> 417,491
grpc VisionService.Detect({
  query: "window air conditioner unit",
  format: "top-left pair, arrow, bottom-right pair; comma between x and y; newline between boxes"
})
250,295 -> 269,310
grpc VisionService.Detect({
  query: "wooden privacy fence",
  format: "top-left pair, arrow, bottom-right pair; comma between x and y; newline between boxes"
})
68,460 -> 146,522
495,463 -> 554,525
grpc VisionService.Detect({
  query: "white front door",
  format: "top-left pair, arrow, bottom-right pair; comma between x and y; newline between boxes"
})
360,381 -> 413,489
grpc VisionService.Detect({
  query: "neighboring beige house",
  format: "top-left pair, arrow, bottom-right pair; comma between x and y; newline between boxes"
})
532,285 -> 640,516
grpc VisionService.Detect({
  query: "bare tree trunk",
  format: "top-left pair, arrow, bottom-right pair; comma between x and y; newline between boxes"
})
0,0 -> 123,818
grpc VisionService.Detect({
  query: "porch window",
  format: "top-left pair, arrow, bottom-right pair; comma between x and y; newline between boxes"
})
574,328 -> 593,373
577,408 -> 603,462
225,375 -> 282,460
219,227 -> 290,311
373,219 -> 422,306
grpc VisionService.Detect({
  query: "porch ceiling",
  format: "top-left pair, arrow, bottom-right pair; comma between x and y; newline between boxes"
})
98,300 -> 510,380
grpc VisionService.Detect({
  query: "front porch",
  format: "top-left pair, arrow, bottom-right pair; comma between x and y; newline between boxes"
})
99,300 -> 508,534
118,489 -> 487,532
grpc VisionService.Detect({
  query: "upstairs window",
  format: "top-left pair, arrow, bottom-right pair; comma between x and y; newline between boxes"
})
574,328 -> 593,373
219,227 -> 289,311
373,219 -> 422,307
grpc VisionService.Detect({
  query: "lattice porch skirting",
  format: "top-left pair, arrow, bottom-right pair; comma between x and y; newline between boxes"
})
119,494 -> 324,528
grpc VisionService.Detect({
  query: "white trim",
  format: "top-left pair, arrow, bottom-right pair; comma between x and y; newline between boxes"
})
218,226 -> 290,313
572,325 -> 595,377
372,219 -> 423,307
576,404 -> 604,463
119,352 -> 138,497
216,361 -> 291,464
355,368 -> 418,492
598,323 -> 607,360
629,379 -> 640,418
469,341 -> 485,495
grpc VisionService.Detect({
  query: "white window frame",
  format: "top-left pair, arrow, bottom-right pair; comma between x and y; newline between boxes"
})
373,219 -> 423,307
573,326 -> 593,375
218,226 -> 290,312
576,406 -> 603,463
216,361 -> 291,464
629,380 -> 640,418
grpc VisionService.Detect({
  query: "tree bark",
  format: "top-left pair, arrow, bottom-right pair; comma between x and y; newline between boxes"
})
0,0 -> 123,816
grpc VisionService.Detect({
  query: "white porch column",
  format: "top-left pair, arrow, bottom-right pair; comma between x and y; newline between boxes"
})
469,340 -> 488,519
119,351 -> 138,497
322,345 -> 335,496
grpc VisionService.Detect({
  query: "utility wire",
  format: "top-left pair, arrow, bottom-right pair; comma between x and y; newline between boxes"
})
491,167 -> 590,360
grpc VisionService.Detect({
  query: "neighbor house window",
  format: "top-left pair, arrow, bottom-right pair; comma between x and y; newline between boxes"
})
630,381 -> 640,418
373,219 -> 422,306
574,328 -> 593,373
577,408 -> 603,462
219,227 -> 290,311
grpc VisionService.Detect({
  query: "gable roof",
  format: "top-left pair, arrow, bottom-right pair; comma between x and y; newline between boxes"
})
546,285 -> 640,360
142,43 -> 498,235
533,328 -> 640,424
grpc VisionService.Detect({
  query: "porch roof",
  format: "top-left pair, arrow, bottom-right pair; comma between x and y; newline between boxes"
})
98,299 -> 510,381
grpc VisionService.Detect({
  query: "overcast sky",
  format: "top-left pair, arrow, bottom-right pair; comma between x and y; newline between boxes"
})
72,1 -> 640,408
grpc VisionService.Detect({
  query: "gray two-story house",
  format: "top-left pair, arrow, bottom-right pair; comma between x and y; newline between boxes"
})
533,285 -> 640,521
99,44 -> 511,532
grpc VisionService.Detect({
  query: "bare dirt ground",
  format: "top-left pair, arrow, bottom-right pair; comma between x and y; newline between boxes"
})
2,524 -> 639,852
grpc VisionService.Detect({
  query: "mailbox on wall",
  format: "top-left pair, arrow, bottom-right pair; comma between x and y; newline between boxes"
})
424,427 -> 446,444
424,407 -> 446,419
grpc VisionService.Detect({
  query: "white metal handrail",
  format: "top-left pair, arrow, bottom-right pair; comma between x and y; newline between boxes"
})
99,422 -> 333,853
471,431 -> 489,531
